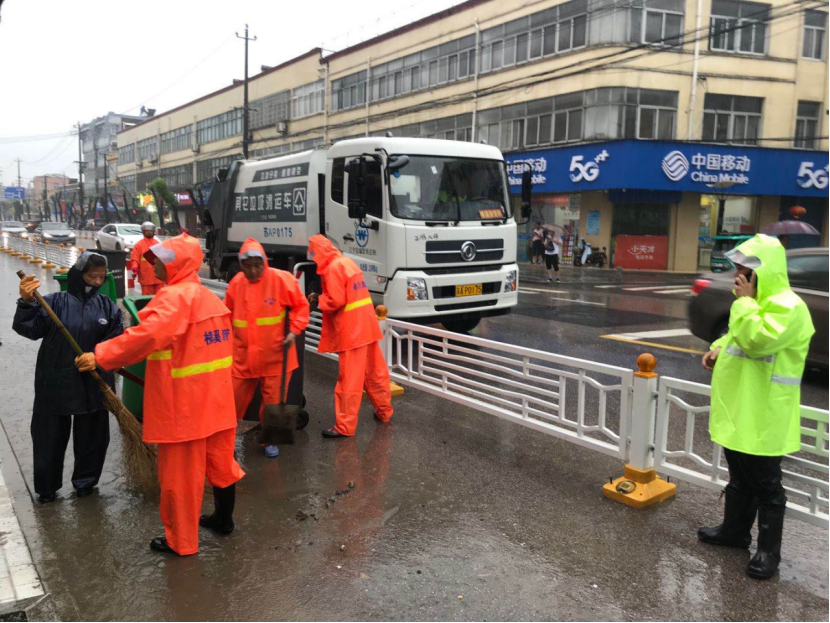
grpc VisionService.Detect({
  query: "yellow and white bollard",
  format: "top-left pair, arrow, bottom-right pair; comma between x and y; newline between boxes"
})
603,353 -> 676,508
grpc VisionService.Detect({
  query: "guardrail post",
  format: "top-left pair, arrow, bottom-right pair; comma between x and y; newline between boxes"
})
375,305 -> 404,398
603,353 -> 676,509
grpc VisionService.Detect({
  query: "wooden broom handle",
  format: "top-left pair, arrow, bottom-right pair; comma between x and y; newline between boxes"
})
16,270 -> 109,390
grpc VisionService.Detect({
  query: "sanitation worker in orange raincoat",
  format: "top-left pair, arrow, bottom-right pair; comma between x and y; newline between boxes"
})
306,234 -> 393,438
129,222 -> 163,295
225,238 -> 310,457
75,234 -> 244,556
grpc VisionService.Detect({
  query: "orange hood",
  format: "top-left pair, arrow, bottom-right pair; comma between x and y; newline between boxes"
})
308,234 -> 342,273
149,233 -> 203,285
238,237 -> 269,268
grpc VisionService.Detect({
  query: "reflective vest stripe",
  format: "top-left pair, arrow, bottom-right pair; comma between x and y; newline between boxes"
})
724,346 -> 774,363
771,374 -> 801,386
256,311 -> 286,326
232,319 -> 248,328
147,350 -> 172,361
171,355 -> 233,379
344,297 -> 373,312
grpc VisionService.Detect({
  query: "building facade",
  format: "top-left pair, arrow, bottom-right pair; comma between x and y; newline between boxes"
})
81,112 -> 146,200
117,0 -> 829,267
32,174 -> 76,216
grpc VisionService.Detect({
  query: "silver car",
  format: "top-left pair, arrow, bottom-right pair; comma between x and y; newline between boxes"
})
1,221 -> 28,238
95,223 -> 144,252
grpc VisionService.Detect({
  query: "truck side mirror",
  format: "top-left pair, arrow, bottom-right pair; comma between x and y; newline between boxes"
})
347,158 -> 367,220
521,169 -> 532,219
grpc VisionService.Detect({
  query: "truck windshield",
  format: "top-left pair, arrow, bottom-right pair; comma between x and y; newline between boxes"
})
388,156 -> 510,222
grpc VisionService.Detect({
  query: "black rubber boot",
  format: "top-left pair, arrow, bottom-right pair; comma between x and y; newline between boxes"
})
322,427 -> 347,439
150,537 -> 176,554
697,487 -> 757,548
199,484 -> 236,535
747,508 -> 784,579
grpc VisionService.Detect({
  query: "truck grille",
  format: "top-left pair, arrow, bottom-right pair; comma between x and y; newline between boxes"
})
424,239 -> 504,264
435,300 -> 498,312
432,282 -> 500,299
421,264 -> 504,276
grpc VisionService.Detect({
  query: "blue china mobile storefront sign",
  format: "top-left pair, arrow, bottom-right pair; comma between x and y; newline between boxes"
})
505,140 -> 829,198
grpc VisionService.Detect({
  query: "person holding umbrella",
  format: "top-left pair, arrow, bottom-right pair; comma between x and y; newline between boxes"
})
13,252 -> 123,503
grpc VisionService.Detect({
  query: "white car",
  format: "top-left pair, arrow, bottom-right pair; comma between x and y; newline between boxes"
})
1,221 -> 28,238
95,223 -> 144,252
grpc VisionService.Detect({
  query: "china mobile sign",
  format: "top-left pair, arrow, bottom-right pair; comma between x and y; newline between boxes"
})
505,140 -> 829,197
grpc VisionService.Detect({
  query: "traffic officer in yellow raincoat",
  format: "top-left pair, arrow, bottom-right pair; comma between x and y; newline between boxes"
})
698,234 -> 814,580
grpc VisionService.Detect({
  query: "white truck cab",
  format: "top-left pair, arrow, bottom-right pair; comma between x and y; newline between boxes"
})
206,137 -> 522,332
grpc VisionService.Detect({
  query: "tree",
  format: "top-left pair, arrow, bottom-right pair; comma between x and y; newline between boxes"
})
147,177 -> 182,232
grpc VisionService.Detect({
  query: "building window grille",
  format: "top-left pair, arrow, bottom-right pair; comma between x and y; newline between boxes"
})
702,94 -> 763,144
794,101 -> 820,149
709,0 -> 770,55
803,10 -> 827,60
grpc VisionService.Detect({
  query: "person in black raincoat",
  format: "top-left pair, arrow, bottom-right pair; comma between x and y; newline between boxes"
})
13,252 -> 123,503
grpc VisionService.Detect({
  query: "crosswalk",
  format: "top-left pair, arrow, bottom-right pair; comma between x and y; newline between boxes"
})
593,283 -> 692,296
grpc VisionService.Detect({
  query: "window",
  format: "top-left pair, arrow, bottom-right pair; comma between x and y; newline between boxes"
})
196,110 -> 242,145
331,71 -> 367,112
788,253 -> 829,292
196,154 -> 242,183
364,161 -> 383,218
803,10 -> 827,60
161,126 -> 192,154
710,0 -> 770,54
249,91 -> 290,129
630,0 -> 684,44
331,158 -> 345,204
795,101 -> 820,149
136,137 -> 158,162
120,174 -> 136,194
161,164 -> 193,189
117,144 -> 135,165
250,143 -> 290,159
702,94 -> 762,144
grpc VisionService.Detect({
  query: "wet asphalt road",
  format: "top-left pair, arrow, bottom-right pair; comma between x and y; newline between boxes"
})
0,251 -> 827,621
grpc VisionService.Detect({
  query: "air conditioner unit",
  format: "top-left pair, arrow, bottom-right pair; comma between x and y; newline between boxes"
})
277,121 -> 288,136
192,145 -> 200,154
136,161 -> 143,169
149,156 -> 158,165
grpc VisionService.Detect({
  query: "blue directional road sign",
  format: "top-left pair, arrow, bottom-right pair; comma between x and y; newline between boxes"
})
3,187 -> 25,200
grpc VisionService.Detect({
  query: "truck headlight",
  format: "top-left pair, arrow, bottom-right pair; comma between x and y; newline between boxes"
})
504,270 -> 518,293
406,277 -> 428,301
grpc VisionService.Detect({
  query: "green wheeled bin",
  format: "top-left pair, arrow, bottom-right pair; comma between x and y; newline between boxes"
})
121,295 -> 155,421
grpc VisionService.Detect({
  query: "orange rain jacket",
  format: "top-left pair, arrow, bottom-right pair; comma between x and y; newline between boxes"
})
95,234 -> 236,443
130,236 -> 163,289
308,234 -> 381,354
224,238 -> 310,379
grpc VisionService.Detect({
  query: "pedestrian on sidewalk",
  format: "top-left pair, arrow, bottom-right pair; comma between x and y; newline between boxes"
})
543,232 -> 561,283
129,222 -> 162,296
75,234 -> 244,556
13,252 -> 123,503
530,223 -> 545,265
698,234 -> 814,580
306,234 -> 393,438
224,238 -> 310,458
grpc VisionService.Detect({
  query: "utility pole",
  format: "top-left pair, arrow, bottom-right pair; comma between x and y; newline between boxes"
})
15,158 -> 21,188
236,24 -> 257,159
76,121 -> 85,226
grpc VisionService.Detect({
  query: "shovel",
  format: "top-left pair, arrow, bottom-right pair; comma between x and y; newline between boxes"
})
259,309 -> 298,446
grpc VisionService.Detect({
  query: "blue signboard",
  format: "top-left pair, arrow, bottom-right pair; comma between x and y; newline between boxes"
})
3,187 -> 25,200
505,140 -> 829,198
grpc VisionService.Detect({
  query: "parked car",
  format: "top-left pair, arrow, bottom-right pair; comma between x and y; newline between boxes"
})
24,219 -> 42,233
1,221 -> 28,238
689,247 -> 828,369
32,222 -> 76,245
95,223 -> 144,252
84,218 -> 106,231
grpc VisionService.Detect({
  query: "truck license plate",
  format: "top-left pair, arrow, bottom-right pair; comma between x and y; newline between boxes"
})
455,284 -> 483,297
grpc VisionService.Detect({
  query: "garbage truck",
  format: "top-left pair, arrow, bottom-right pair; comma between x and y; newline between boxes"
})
204,137 -> 528,333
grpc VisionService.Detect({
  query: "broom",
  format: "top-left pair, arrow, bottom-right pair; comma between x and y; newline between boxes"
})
16,271 -> 158,494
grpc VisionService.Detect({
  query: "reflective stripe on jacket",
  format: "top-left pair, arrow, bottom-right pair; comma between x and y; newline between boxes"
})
130,236 -> 162,287
709,234 -> 815,456
224,238 -> 310,378
95,234 -> 236,443
308,234 -> 382,354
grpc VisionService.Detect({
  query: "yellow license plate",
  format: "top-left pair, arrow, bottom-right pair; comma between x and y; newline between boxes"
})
455,284 -> 483,297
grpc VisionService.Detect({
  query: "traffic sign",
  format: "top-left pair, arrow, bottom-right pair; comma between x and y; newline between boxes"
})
3,187 -> 25,200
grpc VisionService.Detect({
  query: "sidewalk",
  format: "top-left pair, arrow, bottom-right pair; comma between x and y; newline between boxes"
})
0,251 -> 827,621
519,260 -> 700,285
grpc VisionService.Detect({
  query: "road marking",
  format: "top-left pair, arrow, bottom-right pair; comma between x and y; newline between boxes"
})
622,285 -> 690,291
601,334 -> 706,355
652,288 -> 692,295
548,296 -> 606,306
594,285 -> 622,288
615,328 -> 692,339
519,287 -> 568,294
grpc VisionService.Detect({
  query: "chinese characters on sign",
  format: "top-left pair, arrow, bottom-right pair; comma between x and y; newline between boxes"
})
507,157 -> 548,188
689,153 -> 751,185
252,163 -> 310,183
233,183 -> 307,223
614,235 -> 668,270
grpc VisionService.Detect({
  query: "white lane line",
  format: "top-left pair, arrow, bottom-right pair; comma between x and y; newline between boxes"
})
594,285 -> 621,288
519,287 -> 568,294
622,285 -> 689,291
614,328 -> 693,339
547,296 -> 606,307
652,288 -> 692,295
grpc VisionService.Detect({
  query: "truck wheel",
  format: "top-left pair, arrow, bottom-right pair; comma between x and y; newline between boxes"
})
209,264 -> 218,280
442,318 -> 480,333
296,410 -> 309,430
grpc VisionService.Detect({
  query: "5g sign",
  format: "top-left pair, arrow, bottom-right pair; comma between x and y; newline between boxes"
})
569,151 -> 608,183
797,162 -> 828,190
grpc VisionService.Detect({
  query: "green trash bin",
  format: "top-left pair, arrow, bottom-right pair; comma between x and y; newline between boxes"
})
53,271 -> 117,303
121,295 -> 155,420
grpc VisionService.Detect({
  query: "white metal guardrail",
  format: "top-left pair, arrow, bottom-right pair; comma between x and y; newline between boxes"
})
3,234 -> 78,269
654,376 -> 829,527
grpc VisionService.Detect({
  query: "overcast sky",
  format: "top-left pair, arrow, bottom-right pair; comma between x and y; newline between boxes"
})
0,0 -> 461,189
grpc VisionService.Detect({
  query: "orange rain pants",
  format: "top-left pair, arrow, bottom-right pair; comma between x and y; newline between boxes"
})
157,428 -> 244,556
141,283 -> 162,296
334,342 -> 393,436
232,371 -> 292,422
